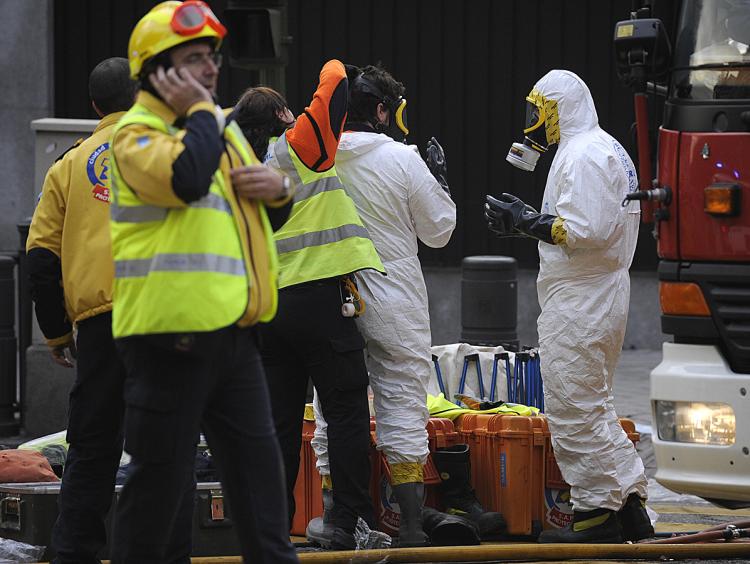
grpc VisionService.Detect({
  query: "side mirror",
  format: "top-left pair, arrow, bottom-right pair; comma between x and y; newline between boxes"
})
614,18 -> 672,90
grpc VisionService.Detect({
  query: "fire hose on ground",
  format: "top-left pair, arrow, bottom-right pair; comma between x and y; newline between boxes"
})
151,540 -> 750,563
641,519 -> 750,545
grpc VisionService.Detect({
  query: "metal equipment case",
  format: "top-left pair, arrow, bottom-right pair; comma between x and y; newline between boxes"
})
0,482 -> 240,560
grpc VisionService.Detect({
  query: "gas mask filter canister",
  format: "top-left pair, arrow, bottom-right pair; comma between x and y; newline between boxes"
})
506,139 -> 541,172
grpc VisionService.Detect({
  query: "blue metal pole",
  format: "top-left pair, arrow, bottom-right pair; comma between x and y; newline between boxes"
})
458,356 -> 469,401
489,353 -> 501,403
471,354 -> 485,400
508,352 -> 513,403
432,354 -> 446,397
516,351 -> 529,405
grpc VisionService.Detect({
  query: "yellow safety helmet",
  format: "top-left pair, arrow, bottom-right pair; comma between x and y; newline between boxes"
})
128,1 -> 227,79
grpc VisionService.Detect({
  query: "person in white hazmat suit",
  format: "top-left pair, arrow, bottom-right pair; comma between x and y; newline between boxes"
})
308,64 -> 456,547
485,69 -> 653,543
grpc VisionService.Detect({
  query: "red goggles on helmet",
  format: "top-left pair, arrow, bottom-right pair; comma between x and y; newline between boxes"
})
171,1 -> 227,38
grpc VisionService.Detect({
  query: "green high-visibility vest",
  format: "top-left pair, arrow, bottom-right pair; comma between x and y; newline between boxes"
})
109,104 -> 279,338
273,135 -> 385,288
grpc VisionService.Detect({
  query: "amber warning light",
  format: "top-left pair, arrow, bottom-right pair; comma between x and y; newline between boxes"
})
659,282 -> 711,317
704,183 -> 741,217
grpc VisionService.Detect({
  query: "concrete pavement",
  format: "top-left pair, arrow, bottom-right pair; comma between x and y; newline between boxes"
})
613,348 -> 661,480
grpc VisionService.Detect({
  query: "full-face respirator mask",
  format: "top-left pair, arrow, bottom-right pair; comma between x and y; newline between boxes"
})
506,89 -> 560,172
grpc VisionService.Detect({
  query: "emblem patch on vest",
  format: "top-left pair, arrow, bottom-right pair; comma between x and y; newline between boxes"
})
87,142 -> 110,203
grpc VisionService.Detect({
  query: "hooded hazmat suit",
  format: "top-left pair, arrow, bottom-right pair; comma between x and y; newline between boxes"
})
311,130 -> 456,471
532,70 -> 648,512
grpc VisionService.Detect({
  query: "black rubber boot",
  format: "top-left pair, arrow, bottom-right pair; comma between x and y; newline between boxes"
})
392,482 -> 429,547
434,444 -> 507,539
421,506 -> 480,546
306,488 -> 335,547
618,493 -> 654,542
537,507 -> 622,544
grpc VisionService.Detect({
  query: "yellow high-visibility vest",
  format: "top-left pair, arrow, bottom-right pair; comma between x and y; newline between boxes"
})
273,134 -> 385,288
109,104 -> 278,337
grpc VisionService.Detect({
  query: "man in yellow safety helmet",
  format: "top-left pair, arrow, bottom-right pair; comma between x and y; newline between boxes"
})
109,2 -> 298,561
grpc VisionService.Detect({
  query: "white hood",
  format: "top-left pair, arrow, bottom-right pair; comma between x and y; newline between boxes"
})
534,69 -> 599,142
336,130 -> 394,161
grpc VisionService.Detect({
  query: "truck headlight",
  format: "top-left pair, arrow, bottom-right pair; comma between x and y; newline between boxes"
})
655,401 -> 736,445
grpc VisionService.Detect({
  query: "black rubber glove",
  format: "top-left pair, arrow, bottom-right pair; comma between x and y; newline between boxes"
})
484,193 -> 558,244
426,136 -> 450,195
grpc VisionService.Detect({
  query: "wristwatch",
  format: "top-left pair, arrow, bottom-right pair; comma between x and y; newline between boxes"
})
277,175 -> 291,200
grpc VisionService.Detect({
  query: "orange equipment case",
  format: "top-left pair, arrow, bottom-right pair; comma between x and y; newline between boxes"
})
290,419 -> 324,536
292,412 -> 640,539
292,417 -> 462,537
541,417 -> 640,530
455,414 -> 640,536
455,413 -> 546,536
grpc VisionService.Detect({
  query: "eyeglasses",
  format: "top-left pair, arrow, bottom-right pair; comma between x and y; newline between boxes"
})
181,51 -> 223,69
171,0 -> 227,38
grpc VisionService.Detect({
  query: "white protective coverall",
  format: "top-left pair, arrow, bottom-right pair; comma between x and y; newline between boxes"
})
312,131 -> 456,470
534,70 -> 648,511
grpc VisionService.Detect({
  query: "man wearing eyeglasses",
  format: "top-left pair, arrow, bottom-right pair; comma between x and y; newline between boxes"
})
109,2 -> 298,562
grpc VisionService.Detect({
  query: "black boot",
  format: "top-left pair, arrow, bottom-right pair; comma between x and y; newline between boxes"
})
391,482 -> 429,547
306,488 -> 335,547
421,507 -> 480,546
434,444 -> 507,539
537,507 -> 622,543
618,493 -> 654,542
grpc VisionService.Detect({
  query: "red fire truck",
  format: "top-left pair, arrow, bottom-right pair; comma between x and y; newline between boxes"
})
615,0 -> 750,507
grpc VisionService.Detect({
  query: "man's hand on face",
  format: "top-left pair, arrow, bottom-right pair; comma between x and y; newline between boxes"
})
148,66 -> 213,116
230,165 -> 289,203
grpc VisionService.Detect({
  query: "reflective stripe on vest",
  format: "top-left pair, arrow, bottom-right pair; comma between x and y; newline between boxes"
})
109,105 -> 260,337
276,224 -> 371,255
115,253 -> 246,278
272,134 -> 385,288
110,190 -> 231,223
274,142 -> 342,203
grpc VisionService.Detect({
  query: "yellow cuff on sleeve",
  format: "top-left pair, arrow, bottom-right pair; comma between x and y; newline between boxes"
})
551,216 -> 568,246
389,462 -> 424,485
46,332 -> 73,348
321,474 -> 333,491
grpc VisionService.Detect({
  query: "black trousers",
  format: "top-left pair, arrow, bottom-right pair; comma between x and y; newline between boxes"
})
111,325 -> 297,564
260,278 -> 374,533
51,311 -> 126,564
